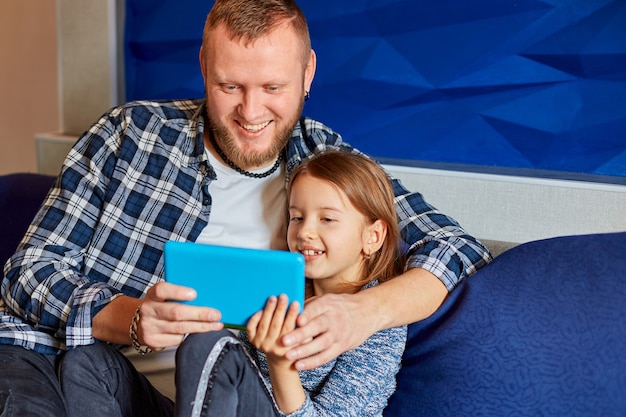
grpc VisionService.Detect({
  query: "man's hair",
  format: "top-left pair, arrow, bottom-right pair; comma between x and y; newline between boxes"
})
288,149 -> 405,289
203,0 -> 311,65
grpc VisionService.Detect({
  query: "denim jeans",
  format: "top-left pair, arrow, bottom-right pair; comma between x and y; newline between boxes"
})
0,345 -> 67,417
1,332 -> 280,417
61,343 -> 174,417
175,330 -> 280,417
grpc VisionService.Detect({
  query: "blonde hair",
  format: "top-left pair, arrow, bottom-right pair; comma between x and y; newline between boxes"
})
288,149 -> 405,291
203,0 -> 311,67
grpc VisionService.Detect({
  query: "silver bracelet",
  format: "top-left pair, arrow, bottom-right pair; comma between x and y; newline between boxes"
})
129,305 -> 153,355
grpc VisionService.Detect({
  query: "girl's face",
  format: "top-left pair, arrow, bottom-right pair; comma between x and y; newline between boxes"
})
287,173 -> 381,295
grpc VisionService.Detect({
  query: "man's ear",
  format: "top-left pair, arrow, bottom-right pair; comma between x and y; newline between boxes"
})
365,220 -> 387,255
304,49 -> 316,92
199,46 -> 207,79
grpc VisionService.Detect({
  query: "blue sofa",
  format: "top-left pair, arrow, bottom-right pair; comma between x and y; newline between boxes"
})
385,231 -> 626,416
0,173 -> 56,267
2,173 -> 625,416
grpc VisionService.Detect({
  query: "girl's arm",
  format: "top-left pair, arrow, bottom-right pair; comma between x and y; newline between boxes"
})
247,294 -> 305,414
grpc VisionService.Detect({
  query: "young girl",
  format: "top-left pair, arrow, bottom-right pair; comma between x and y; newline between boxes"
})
175,150 -> 407,417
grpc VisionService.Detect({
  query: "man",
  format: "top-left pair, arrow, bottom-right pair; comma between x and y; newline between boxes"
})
0,0 -> 491,416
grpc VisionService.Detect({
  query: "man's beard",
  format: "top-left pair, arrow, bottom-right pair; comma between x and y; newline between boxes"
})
207,101 -> 303,170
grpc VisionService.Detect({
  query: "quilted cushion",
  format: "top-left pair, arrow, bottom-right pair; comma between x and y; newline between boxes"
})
385,232 -> 626,417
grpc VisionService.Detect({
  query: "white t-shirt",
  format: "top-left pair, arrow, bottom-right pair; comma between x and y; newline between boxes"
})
195,150 -> 288,251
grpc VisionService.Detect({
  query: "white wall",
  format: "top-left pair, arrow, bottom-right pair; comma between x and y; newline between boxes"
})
57,0 -> 121,135
34,0 -> 122,176
385,164 -> 626,244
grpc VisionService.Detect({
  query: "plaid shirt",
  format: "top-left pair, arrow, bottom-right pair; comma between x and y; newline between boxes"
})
1,99 -> 491,354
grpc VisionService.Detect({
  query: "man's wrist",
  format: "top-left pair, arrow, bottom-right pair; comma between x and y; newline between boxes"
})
129,305 -> 152,355
353,288 -> 388,335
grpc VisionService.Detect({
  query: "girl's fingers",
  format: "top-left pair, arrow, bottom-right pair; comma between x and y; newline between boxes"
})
256,295 -> 278,339
248,295 -> 298,354
266,294 -> 289,338
283,300 -> 300,333
246,310 -> 263,339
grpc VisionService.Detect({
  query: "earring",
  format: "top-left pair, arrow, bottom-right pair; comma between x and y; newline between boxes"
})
363,252 -> 371,260
304,90 -> 311,101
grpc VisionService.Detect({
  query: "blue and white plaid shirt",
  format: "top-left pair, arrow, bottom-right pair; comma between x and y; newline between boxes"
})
1,99 -> 491,354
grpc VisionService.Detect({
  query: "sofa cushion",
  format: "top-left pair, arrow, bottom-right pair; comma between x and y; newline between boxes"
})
0,173 -> 56,271
385,232 -> 626,417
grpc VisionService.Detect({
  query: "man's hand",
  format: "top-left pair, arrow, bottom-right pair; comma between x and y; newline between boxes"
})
280,268 -> 448,371
93,281 -> 223,349
281,291 -> 378,371
138,282 -> 224,349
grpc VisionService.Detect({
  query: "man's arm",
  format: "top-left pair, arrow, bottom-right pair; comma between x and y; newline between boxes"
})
3,101 -> 211,352
283,268 -> 444,370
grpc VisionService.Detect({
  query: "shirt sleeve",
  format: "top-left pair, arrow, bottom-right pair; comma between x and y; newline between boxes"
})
2,107 -> 126,349
392,178 -> 493,290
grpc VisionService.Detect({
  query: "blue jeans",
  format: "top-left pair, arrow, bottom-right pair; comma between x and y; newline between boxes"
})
175,330 -> 280,417
61,343 -> 174,417
0,345 -> 66,416
0,331 -> 279,417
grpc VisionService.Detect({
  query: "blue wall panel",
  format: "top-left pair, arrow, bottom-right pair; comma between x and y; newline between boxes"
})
124,0 -> 626,178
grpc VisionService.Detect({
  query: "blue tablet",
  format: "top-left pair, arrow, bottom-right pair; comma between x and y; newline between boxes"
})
163,241 -> 305,329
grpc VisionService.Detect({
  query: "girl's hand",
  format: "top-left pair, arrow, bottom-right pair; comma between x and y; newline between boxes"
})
248,295 -> 306,413
247,294 -> 300,367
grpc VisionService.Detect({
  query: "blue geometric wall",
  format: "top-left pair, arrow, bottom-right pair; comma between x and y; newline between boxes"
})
124,0 -> 626,179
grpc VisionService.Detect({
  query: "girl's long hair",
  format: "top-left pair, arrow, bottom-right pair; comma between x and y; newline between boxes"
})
288,149 -> 405,291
